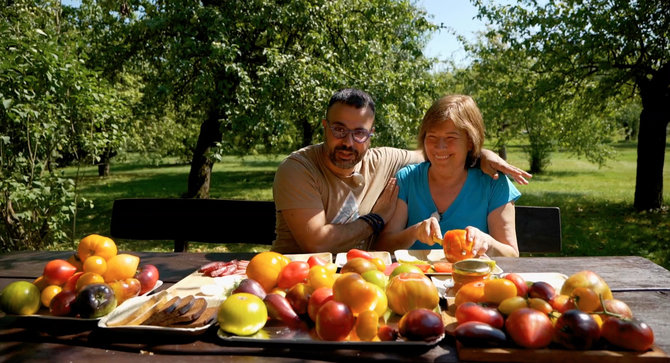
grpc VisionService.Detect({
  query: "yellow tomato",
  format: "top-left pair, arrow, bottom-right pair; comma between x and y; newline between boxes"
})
385,272 -> 439,315
77,234 -> 117,261
218,293 -> 268,336
102,254 -> 140,282
333,272 -> 378,315
454,280 -> 487,308
355,310 -> 379,341
32,276 -> 49,291
370,258 -> 386,272
308,265 -> 335,289
83,256 -> 107,275
483,278 -> 518,304
246,252 -> 290,292
75,272 -> 105,291
40,285 -> 62,308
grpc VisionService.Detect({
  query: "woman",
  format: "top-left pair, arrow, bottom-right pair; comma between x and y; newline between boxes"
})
375,95 -> 520,257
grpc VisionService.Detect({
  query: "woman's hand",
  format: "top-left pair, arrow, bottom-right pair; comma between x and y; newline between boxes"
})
479,149 -> 532,185
415,216 -> 442,246
465,226 -> 492,257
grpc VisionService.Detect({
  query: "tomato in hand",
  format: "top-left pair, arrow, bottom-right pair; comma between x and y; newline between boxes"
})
601,317 -> 654,351
442,229 -> 475,263
455,302 -> 504,329
277,261 -> 310,289
346,248 -> 372,261
43,259 -> 78,285
505,308 -> 554,348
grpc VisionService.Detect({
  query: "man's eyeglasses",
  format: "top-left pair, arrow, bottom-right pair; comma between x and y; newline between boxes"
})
326,120 -> 374,143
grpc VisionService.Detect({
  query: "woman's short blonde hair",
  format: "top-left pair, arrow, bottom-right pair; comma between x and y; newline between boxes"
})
417,94 -> 485,167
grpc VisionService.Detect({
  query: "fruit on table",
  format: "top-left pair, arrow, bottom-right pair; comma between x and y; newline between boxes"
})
74,283 -> 117,318
43,259 -> 78,286
285,282 -> 312,315
333,272 -> 379,315
483,278 -> 518,304
49,290 -> 78,316
505,308 -> 554,348
40,285 -> 63,308
398,308 -> 444,341
454,321 -> 507,347
75,272 -> 105,291
454,280 -> 486,308
340,257 -> 378,275
346,248 -> 373,261
306,255 -> 327,268
361,269 -> 389,289
601,298 -> 633,321
135,264 -> 160,295
103,254 -> 140,282
569,286 -> 601,312
601,317 -> 654,351
456,302 -> 504,329
307,287 -> 333,322
0,281 -> 41,315
218,293 -> 268,336
233,278 -> 267,300
441,229 -> 475,263
560,270 -> 613,300
78,234 -> 117,261
528,281 -> 556,301
355,310 -> 379,341
315,300 -> 354,341
277,261 -> 310,289
385,272 -> 439,315
263,293 -> 303,329
389,263 -> 424,278
82,256 -> 107,275
108,278 -> 141,305
554,309 -> 601,350
503,273 -> 529,297
245,251 -> 290,292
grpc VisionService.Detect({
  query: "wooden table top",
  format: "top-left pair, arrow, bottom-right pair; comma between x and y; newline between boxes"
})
1,251 -> 669,362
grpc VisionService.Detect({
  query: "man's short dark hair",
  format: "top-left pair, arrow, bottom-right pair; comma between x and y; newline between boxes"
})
327,88 -> 376,116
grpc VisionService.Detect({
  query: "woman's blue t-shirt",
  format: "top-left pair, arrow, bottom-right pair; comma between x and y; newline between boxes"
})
396,162 -> 521,249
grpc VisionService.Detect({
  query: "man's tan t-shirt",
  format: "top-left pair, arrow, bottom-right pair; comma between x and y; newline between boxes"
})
272,143 -> 422,253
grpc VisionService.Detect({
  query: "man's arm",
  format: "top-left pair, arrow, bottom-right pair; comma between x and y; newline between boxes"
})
281,177 -> 399,253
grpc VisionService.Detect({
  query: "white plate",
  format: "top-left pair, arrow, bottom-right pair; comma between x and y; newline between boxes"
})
98,294 -> 222,335
394,250 -> 503,276
507,272 -> 568,292
335,251 -> 392,267
285,252 -> 333,264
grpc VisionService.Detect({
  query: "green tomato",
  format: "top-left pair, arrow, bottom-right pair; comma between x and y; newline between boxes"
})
218,293 -> 268,336
361,269 -> 389,289
390,264 -> 424,279
0,281 -> 41,315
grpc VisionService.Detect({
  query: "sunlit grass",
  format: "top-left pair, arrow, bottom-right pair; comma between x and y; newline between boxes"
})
58,141 -> 669,269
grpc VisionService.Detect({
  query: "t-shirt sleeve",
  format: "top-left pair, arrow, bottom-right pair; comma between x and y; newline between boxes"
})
273,157 -> 324,211
395,165 -> 414,203
488,174 -> 521,213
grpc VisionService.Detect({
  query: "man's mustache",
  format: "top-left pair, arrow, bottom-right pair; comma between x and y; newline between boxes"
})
335,145 -> 356,152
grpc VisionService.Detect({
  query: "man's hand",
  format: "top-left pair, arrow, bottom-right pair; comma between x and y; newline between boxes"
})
371,178 -> 399,223
479,149 -> 532,185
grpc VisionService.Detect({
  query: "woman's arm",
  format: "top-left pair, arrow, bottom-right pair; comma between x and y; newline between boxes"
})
466,202 -> 519,257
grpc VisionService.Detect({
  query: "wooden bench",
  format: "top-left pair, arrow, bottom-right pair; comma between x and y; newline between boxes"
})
110,198 -> 561,253
110,198 -> 276,252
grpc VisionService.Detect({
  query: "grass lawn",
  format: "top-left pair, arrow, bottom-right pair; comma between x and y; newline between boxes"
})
61,141 -> 670,269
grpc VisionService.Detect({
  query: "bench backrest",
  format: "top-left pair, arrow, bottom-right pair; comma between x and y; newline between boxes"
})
514,205 -> 562,253
110,198 -> 276,252
110,198 -> 561,253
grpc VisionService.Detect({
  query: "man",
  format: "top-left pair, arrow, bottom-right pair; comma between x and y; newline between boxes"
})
272,88 -> 531,253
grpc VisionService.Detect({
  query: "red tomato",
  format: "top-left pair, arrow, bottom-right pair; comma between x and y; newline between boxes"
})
415,264 -> 431,273
307,255 -> 327,268
432,262 -> 453,273
62,272 -> 84,292
601,317 -> 655,351
346,248 -> 372,261
505,308 -> 554,348
43,259 -> 77,285
378,324 -> 399,341
554,309 -> 601,350
315,300 -> 355,341
504,273 -> 529,297
307,287 -> 333,322
455,302 -> 504,329
277,261 -> 310,289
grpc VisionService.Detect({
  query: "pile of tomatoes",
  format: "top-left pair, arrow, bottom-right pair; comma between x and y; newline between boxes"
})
15,234 -> 159,318
218,249 -> 444,342
452,270 -> 655,352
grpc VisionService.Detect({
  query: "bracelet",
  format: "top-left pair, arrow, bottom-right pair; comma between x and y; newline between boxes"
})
359,213 -> 385,235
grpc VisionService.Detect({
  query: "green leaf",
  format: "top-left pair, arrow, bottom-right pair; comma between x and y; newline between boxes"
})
2,98 -> 12,109
35,29 -> 47,36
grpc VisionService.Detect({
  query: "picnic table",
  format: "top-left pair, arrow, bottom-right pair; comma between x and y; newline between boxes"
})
1,251 -> 670,362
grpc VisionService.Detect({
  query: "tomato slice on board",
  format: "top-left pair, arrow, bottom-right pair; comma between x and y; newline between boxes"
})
433,262 -> 453,273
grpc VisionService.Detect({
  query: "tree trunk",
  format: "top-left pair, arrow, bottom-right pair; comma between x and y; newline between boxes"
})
634,69 -> 670,211
301,116 -> 314,148
498,145 -> 507,161
98,162 -> 110,177
185,108 -> 223,199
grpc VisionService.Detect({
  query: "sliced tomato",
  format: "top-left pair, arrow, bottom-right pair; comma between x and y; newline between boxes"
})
433,262 -> 453,273
415,264 -> 431,273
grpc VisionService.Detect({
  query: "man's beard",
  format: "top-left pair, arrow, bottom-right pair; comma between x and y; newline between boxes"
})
328,144 -> 364,169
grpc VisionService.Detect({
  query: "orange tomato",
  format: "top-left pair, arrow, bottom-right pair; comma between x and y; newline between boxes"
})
32,276 -> 49,291
332,272 -> 378,315
75,272 -> 105,291
41,285 -> 62,308
102,254 -> 140,282
385,272 -> 439,315
355,310 -> 379,341
66,253 -> 83,272
454,280 -> 487,308
83,256 -> 107,275
570,287 -> 601,312
442,229 -> 475,263
483,278 -> 518,304
307,265 -> 335,289
246,252 -> 290,292
78,234 -> 117,261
